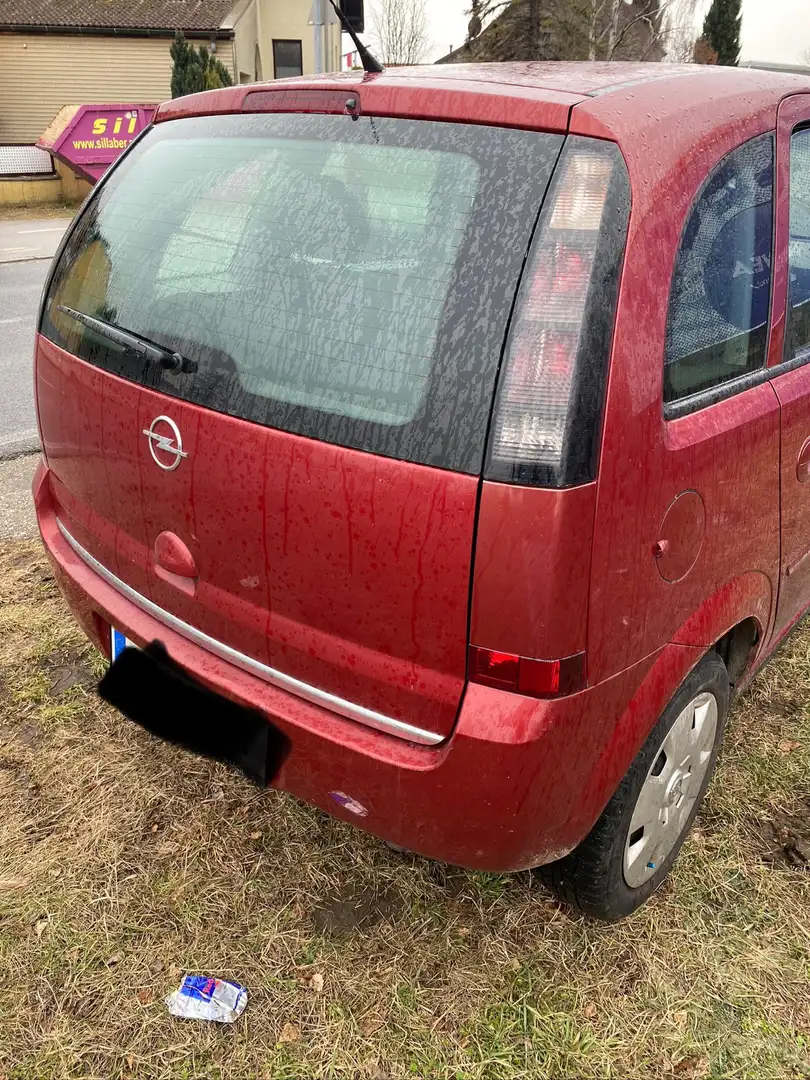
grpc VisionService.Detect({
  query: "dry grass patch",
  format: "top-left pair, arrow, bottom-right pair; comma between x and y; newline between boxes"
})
0,205 -> 76,223
1,539 -> 809,1079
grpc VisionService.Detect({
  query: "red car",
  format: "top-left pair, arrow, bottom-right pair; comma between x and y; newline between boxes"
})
32,62 -> 810,920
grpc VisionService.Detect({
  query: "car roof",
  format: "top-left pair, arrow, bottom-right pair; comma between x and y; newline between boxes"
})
354,59 -> 810,97
157,61 -> 810,130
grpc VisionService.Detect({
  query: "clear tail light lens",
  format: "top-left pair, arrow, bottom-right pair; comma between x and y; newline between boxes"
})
487,138 -> 629,488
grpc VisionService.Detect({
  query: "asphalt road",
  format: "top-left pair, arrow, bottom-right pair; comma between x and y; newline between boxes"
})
0,217 -> 71,263
0,216 -> 72,459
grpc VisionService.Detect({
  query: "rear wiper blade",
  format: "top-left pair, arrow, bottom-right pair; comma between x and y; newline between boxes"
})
57,306 -> 198,373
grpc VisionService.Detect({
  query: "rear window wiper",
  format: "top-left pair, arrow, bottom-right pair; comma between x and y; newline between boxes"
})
57,306 -> 198,373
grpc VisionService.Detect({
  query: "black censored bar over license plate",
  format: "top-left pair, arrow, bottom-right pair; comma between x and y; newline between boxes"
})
98,640 -> 290,785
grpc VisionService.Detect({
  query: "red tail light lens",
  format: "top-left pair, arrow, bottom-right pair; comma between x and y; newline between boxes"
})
468,648 -> 520,692
469,646 -> 586,699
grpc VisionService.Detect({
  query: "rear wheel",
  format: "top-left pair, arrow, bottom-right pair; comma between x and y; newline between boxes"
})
540,652 -> 728,920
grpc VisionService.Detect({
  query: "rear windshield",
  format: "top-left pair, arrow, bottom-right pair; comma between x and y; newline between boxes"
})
41,112 -> 561,473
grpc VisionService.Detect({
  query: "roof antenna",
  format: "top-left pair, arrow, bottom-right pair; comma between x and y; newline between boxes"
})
324,0 -> 384,74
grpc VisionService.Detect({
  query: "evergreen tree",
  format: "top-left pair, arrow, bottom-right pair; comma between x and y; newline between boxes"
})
170,32 -> 191,98
199,45 -> 234,90
170,31 -> 233,98
700,0 -> 741,66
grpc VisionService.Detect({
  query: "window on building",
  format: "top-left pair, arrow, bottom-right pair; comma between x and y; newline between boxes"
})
664,133 -> 774,403
273,40 -> 303,79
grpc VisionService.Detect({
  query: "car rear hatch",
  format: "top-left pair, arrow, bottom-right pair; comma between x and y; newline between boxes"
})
36,107 -> 566,743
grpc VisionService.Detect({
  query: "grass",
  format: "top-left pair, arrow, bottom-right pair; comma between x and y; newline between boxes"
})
0,204 -> 77,222
1,538 -> 809,1079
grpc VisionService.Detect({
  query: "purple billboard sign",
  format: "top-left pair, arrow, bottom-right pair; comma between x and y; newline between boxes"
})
38,104 -> 156,183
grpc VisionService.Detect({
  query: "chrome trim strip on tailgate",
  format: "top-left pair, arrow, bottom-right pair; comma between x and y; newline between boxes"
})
56,518 -> 445,747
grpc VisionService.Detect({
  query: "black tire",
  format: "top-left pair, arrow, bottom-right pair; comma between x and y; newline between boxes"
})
540,651 -> 729,921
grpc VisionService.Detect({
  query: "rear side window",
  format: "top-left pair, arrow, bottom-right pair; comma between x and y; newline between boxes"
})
664,133 -> 774,404
788,127 -> 810,361
41,113 -> 562,474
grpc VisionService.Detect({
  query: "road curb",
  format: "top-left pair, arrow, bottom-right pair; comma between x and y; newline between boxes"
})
0,432 -> 40,461
0,255 -> 56,265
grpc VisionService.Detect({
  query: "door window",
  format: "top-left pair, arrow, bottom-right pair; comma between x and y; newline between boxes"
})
664,134 -> 774,403
788,128 -> 810,361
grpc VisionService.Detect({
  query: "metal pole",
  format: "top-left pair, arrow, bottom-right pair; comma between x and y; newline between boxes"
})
314,0 -> 324,74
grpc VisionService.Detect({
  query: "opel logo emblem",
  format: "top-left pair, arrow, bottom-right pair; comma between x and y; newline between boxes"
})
142,415 -> 188,471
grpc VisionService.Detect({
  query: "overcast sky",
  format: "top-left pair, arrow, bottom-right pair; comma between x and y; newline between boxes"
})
418,0 -> 810,64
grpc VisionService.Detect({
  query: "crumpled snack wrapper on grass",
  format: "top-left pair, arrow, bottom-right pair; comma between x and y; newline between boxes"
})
165,975 -> 247,1023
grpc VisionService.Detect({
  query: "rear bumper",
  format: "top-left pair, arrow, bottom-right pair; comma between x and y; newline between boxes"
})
33,462 -> 689,872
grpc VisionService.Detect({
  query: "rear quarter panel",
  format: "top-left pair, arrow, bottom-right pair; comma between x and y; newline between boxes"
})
574,85 -> 782,686
470,482 -> 595,661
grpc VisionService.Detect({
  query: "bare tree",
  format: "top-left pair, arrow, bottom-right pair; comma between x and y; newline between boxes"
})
583,0 -> 703,61
662,0 -> 702,61
370,0 -> 430,65
668,25 -> 700,62
457,0 -> 701,62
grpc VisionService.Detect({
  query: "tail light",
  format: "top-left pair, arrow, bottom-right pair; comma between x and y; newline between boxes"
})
469,646 -> 586,699
487,137 -> 630,489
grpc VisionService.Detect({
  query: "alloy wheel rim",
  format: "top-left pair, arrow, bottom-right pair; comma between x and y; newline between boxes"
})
623,690 -> 718,888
